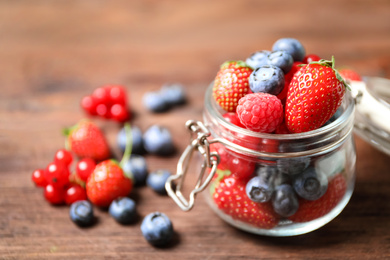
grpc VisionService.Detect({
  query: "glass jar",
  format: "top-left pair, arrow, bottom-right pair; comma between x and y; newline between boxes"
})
166,81 -> 357,236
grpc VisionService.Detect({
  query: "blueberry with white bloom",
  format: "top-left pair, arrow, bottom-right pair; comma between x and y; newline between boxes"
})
293,167 -> 328,201
122,155 -> 148,186
143,125 -> 175,156
117,125 -> 144,155
109,197 -> 137,225
245,50 -> 271,69
141,212 -> 174,247
267,51 -> 294,74
143,91 -> 169,113
249,65 -> 285,95
272,38 -> 306,62
160,83 -> 186,106
147,169 -> 171,195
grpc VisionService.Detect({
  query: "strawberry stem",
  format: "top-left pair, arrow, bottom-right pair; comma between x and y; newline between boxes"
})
119,122 -> 132,170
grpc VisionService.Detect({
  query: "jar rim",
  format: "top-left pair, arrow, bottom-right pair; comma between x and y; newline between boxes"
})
204,82 -> 355,157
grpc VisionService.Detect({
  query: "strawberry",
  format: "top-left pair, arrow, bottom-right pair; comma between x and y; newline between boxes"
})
212,61 -> 253,112
338,68 -> 362,82
64,120 -> 110,161
285,57 -> 348,133
289,174 -> 347,223
211,170 -> 279,229
86,123 -> 133,207
86,160 -> 133,207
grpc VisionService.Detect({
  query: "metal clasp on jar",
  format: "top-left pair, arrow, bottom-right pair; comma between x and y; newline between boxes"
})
165,120 -> 220,211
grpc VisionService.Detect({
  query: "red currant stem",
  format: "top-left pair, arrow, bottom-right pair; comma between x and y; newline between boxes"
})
119,122 -> 132,174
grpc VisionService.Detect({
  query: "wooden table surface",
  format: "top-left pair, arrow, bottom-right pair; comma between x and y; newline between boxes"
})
1,1 -> 390,259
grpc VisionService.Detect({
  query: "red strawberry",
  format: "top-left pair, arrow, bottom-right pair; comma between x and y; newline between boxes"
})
213,61 -> 253,112
338,68 -> 362,82
64,120 -> 110,161
86,123 -> 133,207
212,172 -> 279,229
285,58 -> 348,133
86,160 -> 133,207
289,174 -> 347,223
277,61 -> 303,101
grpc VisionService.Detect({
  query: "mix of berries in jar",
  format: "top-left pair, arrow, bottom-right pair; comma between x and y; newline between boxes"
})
209,38 -> 360,230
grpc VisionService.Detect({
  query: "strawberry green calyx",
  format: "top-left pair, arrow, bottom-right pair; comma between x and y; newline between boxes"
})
209,169 -> 231,195
221,60 -> 250,69
308,56 -> 351,90
119,122 -> 133,178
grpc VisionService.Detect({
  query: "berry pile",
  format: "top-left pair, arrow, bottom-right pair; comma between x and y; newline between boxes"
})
81,84 -> 130,122
213,37 -> 362,134
32,83 -> 177,246
208,38 -> 356,229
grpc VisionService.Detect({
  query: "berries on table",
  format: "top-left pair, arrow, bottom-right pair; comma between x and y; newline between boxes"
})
109,197 -> 137,224
160,83 -> 186,106
146,170 -> 171,195
143,125 -> 175,156
44,184 -> 65,205
141,212 -> 174,247
267,51 -> 294,74
272,38 -> 306,62
236,93 -> 284,133
64,184 -> 87,205
54,149 -> 73,166
117,125 -> 144,155
249,65 -> 285,95
32,169 -> 47,187
75,158 -> 96,182
212,173 -> 279,229
64,120 -> 110,161
285,57 -> 347,133
272,184 -> 299,218
245,50 -> 271,69
122,155 -> 148,186
293,167 -> 328,201
69,200 -> 95,227
212,61 -> 253,112
289,174 -> 347,222
246,175 -> 274,203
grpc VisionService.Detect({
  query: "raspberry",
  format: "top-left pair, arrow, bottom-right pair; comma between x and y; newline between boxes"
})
236,93 -> 283,133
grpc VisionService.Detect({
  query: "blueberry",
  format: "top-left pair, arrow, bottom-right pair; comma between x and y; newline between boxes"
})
122,155 -> 148,186
293,167 -> 328,200
141,212 -> 174,247
160,83 -> 186,106
267,51 -> 294,74
109,197 -> 137,225
272,184 -> 299,217
249,65 -> 285,95
117,125 -> 144,155
146,169 -> 171,195
245,50 -> 271,69
143,91 -> 169,113
143,125 -> 175,156
272,38 -> 306,62
246,166 -> 277,203
276,157 -> 310,176
69,200 -> 94,227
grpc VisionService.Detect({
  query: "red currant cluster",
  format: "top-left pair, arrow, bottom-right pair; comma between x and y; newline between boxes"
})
31,149 -> 96,205
81,84 -> 130,122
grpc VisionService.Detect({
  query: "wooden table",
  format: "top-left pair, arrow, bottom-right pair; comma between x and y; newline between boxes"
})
1,1 -> 390,259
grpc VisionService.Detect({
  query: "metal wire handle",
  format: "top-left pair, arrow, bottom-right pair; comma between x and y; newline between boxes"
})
165,120 -> 220,211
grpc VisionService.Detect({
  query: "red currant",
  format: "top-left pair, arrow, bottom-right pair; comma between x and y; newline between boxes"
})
107,85 -> 127,105
76,158 -> 96,182
54,149 -> 73,166
44,184 -> 65,204
44,162 -> 70,188
223,113 -> 245,128
229,157 -> 255,180
64,184 -> 87,205
81,95 -> 98,116
95,103 -> 111,119
303,54 -> 321,64
32,169 -> 47,187
110,103 -> 129,122
92,87 -> 111,105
